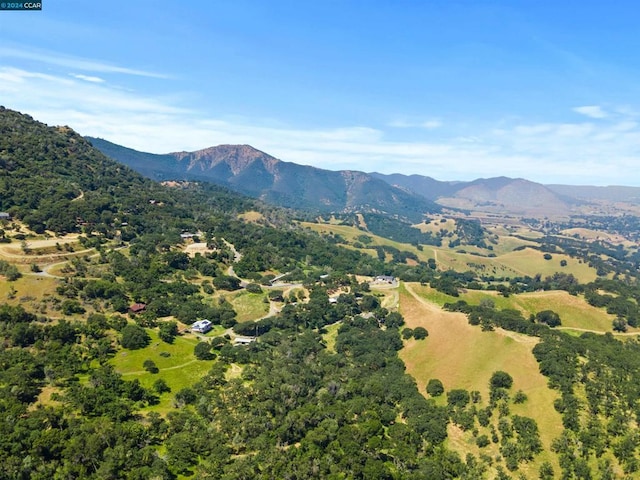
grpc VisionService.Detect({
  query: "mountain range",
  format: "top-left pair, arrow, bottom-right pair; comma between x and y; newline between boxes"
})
88,137 -> 640,218
88,138 -> 440,220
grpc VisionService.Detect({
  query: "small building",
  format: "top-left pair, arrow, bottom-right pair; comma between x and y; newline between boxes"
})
374,275 -> 396,284
0,212 -> 11,221
191,319 -> 212,333
128,303 -> 147,314
180,232 -> 196,239
233,336 -> 256,346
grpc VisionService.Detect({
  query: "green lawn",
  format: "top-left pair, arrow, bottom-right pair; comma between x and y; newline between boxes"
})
321,322 -> 341,353
112,329 -> 216,414
228,290 -> 269,322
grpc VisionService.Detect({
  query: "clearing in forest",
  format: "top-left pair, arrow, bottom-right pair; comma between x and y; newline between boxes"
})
416,285 -> 620,334
228,290 -> 270,322
303,221 -> 598,281
398,282 -> 563,457
112,330 -> 215,414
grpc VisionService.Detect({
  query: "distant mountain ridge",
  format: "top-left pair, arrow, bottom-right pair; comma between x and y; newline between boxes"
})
546,184 -> 640,203
370,173 -> 577,215
88,138 -> 441,219
89,137 -> 640,217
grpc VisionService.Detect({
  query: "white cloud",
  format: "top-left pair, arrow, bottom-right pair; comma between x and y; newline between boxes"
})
573,105 -> 608,119
3,63 -> 640,185
0,47 -> 168,78
388,118 -> 442,129
71,74 -> 105,83
422,120 -> 443,129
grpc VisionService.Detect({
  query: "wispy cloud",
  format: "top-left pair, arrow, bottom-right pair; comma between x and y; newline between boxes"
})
388,118 -> 443,129
0,47 -> 168,79
71,74 -> 105,83
422,120 -> 443,129
573,105 -> 608,119
3,63 -> 640,185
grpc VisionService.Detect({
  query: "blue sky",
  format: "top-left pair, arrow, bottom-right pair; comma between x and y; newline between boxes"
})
2,1 -> 640,185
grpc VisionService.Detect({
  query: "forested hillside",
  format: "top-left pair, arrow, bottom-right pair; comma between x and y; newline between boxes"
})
88,137 -> 441,221
0,108 -> 463,478
4,108 -> 640,478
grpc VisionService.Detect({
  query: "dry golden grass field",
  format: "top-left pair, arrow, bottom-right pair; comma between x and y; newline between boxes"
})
414,284 -> 624,334
303,221 -> 600,283
237,211 -> 264,223
398,282 -> 563,467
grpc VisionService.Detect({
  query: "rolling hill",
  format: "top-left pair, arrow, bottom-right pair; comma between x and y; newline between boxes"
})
88,137 -> 441,220
373,173 -> 579,215
6,107 -> 640,479
91,137 -> 626,218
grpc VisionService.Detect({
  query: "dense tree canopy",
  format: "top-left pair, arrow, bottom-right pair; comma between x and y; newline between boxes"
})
5,108 -> 640,478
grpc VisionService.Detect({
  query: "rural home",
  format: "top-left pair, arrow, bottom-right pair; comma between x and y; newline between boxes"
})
0,212 -> 11,220
233,336 -> 256,346
374,275 -> 396,284
128,303 -> 147,314
191,319 -> 212,333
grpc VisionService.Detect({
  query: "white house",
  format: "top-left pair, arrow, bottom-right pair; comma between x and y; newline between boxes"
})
191,319 -> 212,333
374,275 -> 396,284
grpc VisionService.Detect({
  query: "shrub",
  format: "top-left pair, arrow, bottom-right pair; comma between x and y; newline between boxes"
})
447,389 -> 471,408
426,378 -> 444,397
476,435 -> 490,448
153,378 -> 171,394
513,390 -> 528,404
143,359 -> 159,374
120,324 -> 151,350
490,371 -> 514,389
413,326 -> 429,340
158,321 -> 178,344
245,283 -> 262,294
194,341 -> 215,360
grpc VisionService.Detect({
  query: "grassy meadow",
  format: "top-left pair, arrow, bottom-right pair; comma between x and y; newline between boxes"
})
228,290 -> 270,322
302,220 -> 599,282
321,322 -> 341,353
112,329 -> 217,414
409,283 -> 619,333
398,282 -> 563,473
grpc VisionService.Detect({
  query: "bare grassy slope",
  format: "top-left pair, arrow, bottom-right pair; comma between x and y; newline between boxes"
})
398,282 -> 563,454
